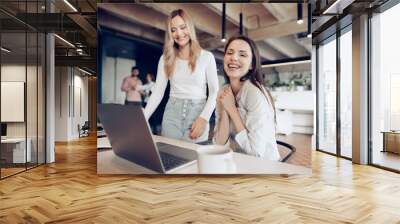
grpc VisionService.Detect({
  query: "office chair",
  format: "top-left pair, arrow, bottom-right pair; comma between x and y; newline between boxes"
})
277,140 -> 296,162
78,121 -> 90,138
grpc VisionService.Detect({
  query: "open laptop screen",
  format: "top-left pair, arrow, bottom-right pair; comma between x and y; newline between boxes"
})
97,103 -> 165,173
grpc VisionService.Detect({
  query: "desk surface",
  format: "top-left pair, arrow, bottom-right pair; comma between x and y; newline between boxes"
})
381,131 -> 400,134
1,138 -> 27,143
97,136 -> 311,175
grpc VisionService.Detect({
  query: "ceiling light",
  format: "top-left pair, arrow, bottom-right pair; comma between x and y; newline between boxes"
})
239,12 -> 243,35
221,3 -> 226,43
322,0 -> 355,15
307,2 -> 312,38
75,42 -> 83,47
262,60 -> 311,68
322,0 -> 341,14
297,0 -> 303,25
63,0 -> 78,12
1,47 -> 11,53
54,34 -> 75,48
78,67 -> 92,76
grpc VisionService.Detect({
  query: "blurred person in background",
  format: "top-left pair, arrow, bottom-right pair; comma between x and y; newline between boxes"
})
141,73 -> 156,107
121,66 -> 143,105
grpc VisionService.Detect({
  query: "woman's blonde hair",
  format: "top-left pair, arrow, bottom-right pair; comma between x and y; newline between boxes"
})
163,9 -> 202,78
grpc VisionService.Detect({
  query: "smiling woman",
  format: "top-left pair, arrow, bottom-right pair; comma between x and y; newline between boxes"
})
143,9 -> 219,143
213,35 -> 280,161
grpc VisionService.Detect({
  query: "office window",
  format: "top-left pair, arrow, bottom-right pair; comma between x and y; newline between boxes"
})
371,2 -> 400,171
340,28 -> 352,158
318,37 -> 337,154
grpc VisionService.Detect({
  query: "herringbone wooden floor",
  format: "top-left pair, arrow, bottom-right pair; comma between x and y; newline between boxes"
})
1,135 -> 400,223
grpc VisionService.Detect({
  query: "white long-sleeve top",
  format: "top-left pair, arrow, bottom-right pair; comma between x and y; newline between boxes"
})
144,50 -> 219,121
214,80 -> 280,161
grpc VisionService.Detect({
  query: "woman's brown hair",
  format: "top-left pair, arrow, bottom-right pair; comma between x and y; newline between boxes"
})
223,35 -> 276,123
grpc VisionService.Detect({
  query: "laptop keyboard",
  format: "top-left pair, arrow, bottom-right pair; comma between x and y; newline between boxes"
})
158,151 -> 189,171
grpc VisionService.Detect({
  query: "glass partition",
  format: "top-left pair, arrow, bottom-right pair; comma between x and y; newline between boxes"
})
317,36 -> 337,155
339,28 -> 352,158
1,30 -> 28,177
0,1 -> 46,179
370,2 -> 400,171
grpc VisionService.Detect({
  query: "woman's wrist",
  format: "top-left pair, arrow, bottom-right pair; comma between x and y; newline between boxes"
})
226,105 -> 238,117
228,108 -> 245,133
214,109 -> 230,145
197,116 -> 207,123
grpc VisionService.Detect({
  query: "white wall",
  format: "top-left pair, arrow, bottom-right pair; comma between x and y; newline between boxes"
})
55,67 -> 89,141
101,56 -> 136,104
71,73 -> 89,138
1,64 -> 26,81
1,65 -> 26,141
1,63 -> 46,163
79,75 -> 89,128
1,82 -> 25,122
102,57 -> 115,104
55,67 -> 69,141
1,65 -> 25,127
1,65 -> 38,137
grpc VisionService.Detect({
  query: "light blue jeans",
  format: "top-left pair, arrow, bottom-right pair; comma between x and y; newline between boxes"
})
161,97 -> 209,143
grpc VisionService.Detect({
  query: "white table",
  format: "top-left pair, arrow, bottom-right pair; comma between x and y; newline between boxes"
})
1,138 -> 31,163
97,136 -> 311,175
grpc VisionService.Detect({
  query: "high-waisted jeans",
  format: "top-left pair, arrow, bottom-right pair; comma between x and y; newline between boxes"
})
161,97 -> 209,143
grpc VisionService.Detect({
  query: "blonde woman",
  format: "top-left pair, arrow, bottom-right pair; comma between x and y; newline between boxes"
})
144,9 -> 219,143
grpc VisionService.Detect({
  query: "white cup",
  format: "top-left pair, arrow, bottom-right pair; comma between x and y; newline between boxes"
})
197,145 -> 237,174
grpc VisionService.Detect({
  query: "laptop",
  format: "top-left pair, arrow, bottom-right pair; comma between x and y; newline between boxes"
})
97,103 -> 197,174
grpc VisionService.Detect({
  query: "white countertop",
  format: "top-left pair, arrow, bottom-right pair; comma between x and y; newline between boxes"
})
97,135 -> 311,175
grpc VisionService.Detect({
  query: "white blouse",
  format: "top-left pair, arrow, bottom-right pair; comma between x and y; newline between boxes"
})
144,50 -> 219,121
214,80 -> 280,161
